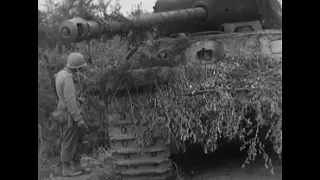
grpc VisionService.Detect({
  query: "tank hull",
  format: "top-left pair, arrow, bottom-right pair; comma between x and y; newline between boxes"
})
100,29 -> 282,98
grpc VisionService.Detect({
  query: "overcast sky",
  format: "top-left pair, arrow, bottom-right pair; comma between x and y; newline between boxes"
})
38,0 -> 157,15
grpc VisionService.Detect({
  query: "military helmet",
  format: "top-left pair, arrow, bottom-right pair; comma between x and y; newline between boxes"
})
66,52 -> 87,69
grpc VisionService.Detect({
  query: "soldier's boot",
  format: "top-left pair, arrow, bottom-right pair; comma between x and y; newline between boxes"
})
62,162 -> 83,177
73,160 -> 91,174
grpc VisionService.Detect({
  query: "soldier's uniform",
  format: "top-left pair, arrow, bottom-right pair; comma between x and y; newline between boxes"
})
54,52 -> 90,177
55,67 -> 83,163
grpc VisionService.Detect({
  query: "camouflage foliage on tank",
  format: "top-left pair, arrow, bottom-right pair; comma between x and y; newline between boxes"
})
55,1 -> 282,179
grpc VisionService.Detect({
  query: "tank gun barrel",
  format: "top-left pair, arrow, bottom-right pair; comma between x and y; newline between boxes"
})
128,7 -> 207,26
57,7 -> 208,43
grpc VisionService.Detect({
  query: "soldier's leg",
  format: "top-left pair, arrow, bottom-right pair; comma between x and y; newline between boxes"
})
61,122 -> 82,177
73,125 -> 91,174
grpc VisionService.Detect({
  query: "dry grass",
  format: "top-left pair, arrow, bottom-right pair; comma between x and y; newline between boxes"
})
38,147 -> 118,180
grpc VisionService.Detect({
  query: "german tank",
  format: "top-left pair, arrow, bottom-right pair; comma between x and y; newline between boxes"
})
57,0 -> 282,179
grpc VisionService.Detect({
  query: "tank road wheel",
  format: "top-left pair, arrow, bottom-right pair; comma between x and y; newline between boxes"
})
107,96 -> 176,180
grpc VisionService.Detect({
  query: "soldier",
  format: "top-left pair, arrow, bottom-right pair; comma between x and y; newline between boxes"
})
55,52 -> 91,177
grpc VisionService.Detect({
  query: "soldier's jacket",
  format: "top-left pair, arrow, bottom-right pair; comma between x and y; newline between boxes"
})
55,67 -> 82,123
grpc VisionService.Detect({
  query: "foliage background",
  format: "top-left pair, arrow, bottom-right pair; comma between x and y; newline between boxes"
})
38,1 -> 146,178
38,0 -> 282,178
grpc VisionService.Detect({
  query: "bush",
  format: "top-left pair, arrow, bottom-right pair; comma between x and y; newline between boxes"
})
104,51 -> 282,170
38,37 -> 128,161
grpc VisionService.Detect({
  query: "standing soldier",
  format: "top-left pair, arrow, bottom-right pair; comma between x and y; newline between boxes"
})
54,52 -> 91,177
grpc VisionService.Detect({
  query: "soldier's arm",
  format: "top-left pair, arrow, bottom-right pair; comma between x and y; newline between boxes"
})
63,75 -> 83,122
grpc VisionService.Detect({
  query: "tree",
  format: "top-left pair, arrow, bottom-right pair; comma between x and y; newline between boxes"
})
128,2 -> 148,17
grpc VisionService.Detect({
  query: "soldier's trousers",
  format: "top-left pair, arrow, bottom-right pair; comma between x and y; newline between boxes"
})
60,121 -> 84,163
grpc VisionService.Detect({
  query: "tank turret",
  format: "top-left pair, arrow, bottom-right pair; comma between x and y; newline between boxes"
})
57,0 -> 281,44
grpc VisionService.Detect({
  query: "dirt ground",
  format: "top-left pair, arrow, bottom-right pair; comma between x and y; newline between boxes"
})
39,143 -> 282,180
40,164 -> 281,180
39,157 -> 281,180
186,164 -> 282,180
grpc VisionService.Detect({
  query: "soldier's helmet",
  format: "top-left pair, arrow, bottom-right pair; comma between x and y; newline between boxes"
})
66,52 -> 87,69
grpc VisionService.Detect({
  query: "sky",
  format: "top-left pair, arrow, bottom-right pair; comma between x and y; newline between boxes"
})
38,0 -> 157,15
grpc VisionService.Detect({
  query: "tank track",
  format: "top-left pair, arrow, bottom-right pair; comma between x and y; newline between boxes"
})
107,96 -> 176,180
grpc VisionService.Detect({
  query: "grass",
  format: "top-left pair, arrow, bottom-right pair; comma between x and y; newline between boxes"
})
38,146 -> 117,180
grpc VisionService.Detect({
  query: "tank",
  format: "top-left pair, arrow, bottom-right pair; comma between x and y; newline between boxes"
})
57,0 -> 282,179
57,0 -> 281,43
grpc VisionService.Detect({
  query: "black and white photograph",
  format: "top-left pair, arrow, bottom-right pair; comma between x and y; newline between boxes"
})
38,0 -> 282,179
